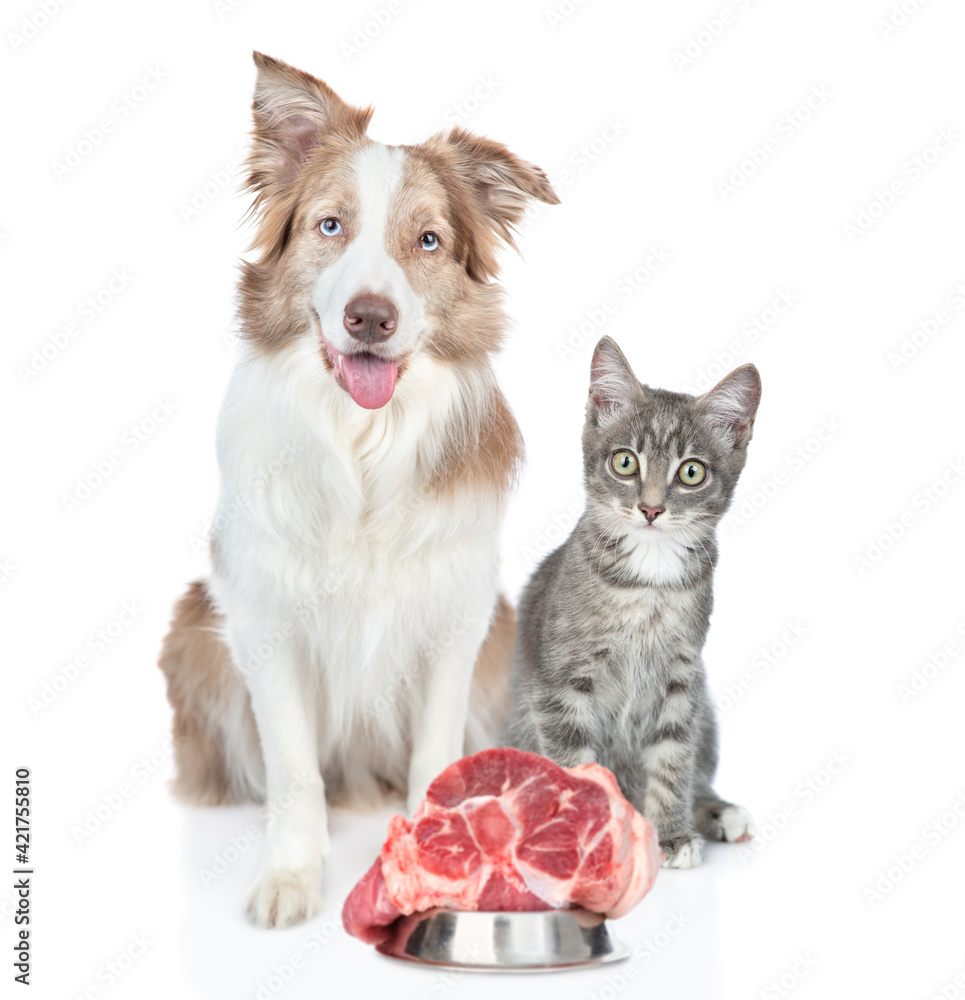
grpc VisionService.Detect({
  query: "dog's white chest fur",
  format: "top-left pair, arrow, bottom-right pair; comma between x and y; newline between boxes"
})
208,341 -> 501,798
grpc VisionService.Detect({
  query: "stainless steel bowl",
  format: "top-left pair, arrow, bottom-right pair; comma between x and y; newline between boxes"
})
375,908 -> 629,972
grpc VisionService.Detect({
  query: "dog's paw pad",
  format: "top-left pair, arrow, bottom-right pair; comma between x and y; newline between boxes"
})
719,805 -> 755,843
661,835 -> 704,869
245,867 -> 322,929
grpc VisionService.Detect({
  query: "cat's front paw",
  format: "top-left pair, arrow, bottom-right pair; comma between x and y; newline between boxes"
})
661,834 -> 705,869
718,805 -> 755,843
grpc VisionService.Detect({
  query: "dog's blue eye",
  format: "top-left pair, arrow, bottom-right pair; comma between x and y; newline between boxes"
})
419,232 -> 439,251
319,218 -> 342,236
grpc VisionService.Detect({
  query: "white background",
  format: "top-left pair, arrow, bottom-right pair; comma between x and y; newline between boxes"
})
3,0 -> 964,998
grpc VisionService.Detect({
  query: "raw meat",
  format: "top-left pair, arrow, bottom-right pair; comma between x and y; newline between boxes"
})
342,747 -> 660,944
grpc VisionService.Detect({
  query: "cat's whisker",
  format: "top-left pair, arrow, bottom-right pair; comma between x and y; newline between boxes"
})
672,521 -> 716,571
589,514 -> 629,578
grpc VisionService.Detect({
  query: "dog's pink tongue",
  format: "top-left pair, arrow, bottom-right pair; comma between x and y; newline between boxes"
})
340,353 -> 399,409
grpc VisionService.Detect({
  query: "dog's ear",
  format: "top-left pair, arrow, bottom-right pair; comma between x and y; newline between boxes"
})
422,128 -> 559,279
248,52 -> 373,193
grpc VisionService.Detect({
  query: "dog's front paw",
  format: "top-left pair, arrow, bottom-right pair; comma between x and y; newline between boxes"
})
661,834 -> 705,869
245,866 -> 322,929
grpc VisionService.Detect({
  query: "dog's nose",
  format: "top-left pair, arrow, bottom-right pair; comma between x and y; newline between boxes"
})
343,295 -> 398,343
639,505 -> 664,524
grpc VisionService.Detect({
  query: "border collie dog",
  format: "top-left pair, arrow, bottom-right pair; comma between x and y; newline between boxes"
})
159,52 -> 558,927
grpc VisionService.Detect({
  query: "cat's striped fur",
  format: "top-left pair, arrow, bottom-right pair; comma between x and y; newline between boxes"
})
503,337 -> 761,867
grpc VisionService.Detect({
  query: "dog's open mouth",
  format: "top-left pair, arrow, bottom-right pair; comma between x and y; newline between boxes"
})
322,338 -> 403,410
336,348 -> 400,409
314,313 -> 406,409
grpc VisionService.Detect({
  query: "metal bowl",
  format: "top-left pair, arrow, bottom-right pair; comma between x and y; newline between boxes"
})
375,907 -> 629,972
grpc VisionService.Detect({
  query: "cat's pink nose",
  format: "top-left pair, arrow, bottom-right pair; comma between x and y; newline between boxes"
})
639,505 -> 664,524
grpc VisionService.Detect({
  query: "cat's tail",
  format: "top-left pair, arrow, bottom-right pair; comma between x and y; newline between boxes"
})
692,792 -> 756,843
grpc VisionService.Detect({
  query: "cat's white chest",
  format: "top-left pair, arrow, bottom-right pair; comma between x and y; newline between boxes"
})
622,529 -> 693,586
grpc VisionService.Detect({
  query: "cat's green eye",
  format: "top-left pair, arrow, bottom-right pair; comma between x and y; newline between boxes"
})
610,450 -> 639,477
677,460 -> 707,487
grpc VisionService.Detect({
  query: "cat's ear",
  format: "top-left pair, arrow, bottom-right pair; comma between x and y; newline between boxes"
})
589,338 -> 641,420
697,364 -> 762,448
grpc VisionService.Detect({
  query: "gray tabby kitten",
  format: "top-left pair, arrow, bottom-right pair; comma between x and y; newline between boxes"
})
503,336 -> 761,868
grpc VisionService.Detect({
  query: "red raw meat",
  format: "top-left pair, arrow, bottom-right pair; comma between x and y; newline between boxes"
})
343,748 -> 660,944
